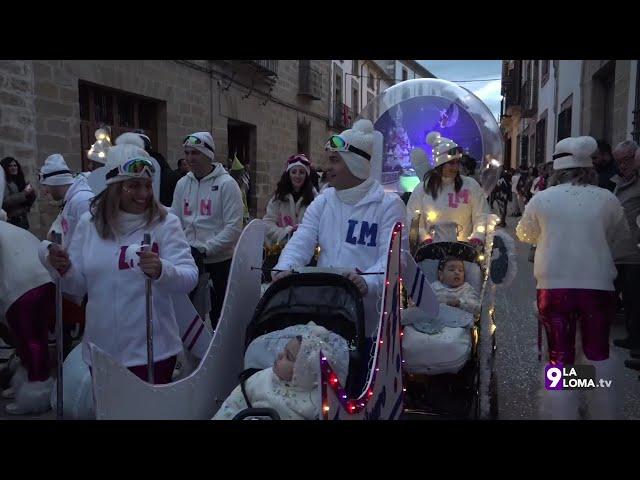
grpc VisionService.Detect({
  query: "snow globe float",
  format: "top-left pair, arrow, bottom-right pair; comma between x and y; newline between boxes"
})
357,78 -> 503,198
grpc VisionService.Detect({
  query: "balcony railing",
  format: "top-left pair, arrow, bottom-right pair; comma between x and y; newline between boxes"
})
298,63 -> 322,100
246,60 -> 278,76
334,102 -> 352,130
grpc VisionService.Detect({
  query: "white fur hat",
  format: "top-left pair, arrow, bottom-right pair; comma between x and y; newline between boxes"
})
104,136 -> 154,185
39,154 -> 74,186
426,131 -> 461,168
553,136 -> 597,170
183,131 -> 216,163
329,119 -> 375,180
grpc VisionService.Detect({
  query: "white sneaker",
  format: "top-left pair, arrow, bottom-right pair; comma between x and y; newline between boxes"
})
5,378 -> 53,415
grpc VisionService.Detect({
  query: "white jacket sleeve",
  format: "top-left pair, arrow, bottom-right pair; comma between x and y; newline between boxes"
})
468,180 -> 491,243
362,196 -> 407,295
515,197 -> 540,245
263,197 -> 293,245
155,214 -> 199,294
204,179 -> 244,258
57,214 -> 90,298
211,384 -> 248,420
170,179 -> 184,220
458,283 -> 480,314
406,187 -> 430,242
66,191 -> 93,245
275,196 -> 324,270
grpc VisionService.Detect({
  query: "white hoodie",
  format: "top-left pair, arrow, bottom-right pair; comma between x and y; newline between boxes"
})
516,183 -> 631,291
171,164 -> 243,264
406,175 -> 490,243
38,174 -> 94,266
275,181 -> 407,335
42,211 -> 198,367
262,192 -> 316,246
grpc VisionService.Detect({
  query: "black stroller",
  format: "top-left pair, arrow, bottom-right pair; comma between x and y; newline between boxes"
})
402,241 -> 498,419
234,271 -> 371,419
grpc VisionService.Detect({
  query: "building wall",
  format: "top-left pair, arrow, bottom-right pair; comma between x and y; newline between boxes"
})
538,61 -> 556,164
581,60 -> 634,147
557,60 -> 582,138
1,60 -> 332,238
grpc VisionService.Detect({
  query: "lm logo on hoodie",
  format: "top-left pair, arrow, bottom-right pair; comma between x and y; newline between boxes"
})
183,199 -> 212,217
346,220 -> 378,247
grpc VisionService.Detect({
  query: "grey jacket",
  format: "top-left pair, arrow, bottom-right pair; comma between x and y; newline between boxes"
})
614,173 -> 640,264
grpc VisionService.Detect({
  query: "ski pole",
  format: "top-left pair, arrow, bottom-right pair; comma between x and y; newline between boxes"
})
142,234 -> 154,384
52,232 -> 64,420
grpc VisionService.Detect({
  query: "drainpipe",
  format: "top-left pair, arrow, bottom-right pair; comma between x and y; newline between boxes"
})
552,60 -> 559,147
579,60 -> 585,135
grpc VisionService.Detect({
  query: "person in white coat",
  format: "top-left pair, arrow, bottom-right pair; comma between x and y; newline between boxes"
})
406,132 -> 490,247
263,153 -> 318,246
0,221 -> 56,415
516,136 -> 632,419
37,154 -> 94,253
44,139 -> 198,384
273,119 -> 407,337
171,132 -> 243,329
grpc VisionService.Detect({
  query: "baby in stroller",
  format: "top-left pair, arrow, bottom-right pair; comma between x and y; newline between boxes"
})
432,256 -> 480,313
402,254 -> 480,375
212,323 -> 349,420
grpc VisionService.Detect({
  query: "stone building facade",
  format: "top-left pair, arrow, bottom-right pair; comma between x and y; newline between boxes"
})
0,60 -> 331,238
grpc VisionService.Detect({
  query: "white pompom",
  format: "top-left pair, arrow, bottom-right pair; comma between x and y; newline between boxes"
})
352,119 -> 374,134
115,132 -> 145,148
426,131 -> 441,146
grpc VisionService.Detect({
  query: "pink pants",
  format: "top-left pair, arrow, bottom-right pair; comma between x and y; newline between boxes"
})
537,289 -> 615,364
6,283 -> 56,382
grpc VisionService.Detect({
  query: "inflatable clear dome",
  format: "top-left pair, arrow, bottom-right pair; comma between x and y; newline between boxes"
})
357,78 -> 503,196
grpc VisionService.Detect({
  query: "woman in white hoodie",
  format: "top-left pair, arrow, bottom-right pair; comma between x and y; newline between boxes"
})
45,140 -> 198,384
406,132 -> 490,246
263,153 -> 318,246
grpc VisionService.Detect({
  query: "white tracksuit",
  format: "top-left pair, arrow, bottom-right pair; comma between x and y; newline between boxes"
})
171,164 -> 244,264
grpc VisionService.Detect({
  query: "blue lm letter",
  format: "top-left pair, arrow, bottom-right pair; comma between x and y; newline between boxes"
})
358,221 -> 378,247
346,219 -> 359,244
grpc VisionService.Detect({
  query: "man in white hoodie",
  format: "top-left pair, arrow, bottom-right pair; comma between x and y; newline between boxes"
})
38,154 -> 94,248
273,120 -> 407,337
171,132 -> 244,329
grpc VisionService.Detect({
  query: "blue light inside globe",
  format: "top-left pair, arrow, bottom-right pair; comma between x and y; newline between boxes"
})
356,78 -> 503,196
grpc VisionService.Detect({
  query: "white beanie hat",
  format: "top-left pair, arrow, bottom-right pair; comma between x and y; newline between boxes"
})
183,132 -> 216,163
327,119 -> 375,180
104,136 -> 154,185
285,153 -> 311,175
39,154 -> 74,186
426,131 -> 461,168
553,136 -> 597,170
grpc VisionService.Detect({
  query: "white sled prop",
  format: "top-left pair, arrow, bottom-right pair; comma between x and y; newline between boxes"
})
321,222 -> 404,420
404,255 -> 439,319
90,220 -> 265,419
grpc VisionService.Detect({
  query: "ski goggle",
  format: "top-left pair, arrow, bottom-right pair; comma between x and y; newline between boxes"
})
106,158 -> 155,180
325,135 -> 371,161
183,135 -> 215,153
287,154 -> 310,166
